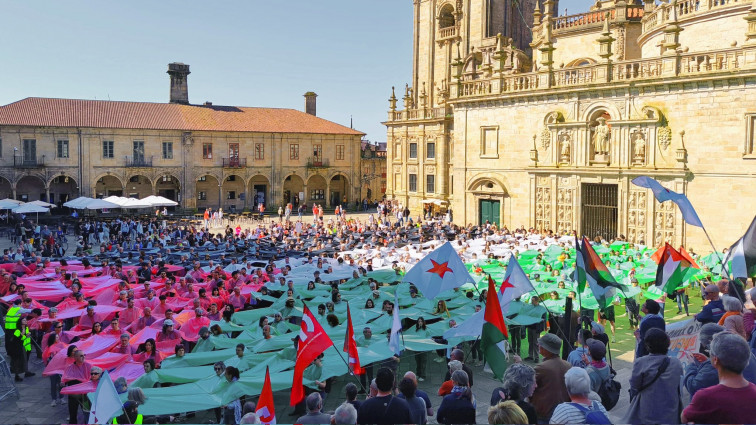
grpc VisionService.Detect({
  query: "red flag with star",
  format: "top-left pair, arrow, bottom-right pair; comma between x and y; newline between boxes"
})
290,303 -> 333,406
343,304 -> 364,375
499,255 -> 536,313
401,241 -> 475,300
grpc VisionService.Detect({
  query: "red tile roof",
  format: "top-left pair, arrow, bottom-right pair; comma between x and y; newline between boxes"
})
0,97 -> 364,136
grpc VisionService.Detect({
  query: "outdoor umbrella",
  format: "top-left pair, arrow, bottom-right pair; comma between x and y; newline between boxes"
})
63,197 -> 94,208
12,203 -> 50,221
29,200 -> 56,208
82,199 -> 120,210
141,195 -> 178,207
0,198 -> 22,209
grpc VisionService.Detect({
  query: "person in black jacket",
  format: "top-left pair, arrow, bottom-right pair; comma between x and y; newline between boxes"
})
437,370 -> 476,424
357,367 -> 412,424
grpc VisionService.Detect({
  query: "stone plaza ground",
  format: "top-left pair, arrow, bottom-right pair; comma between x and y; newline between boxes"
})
0,213 -> 703,424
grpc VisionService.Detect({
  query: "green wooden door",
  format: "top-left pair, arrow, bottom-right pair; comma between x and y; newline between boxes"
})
479,199 -> 500,226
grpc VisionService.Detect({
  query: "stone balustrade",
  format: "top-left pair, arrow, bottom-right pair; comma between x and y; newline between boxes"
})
642,0 -> 745,34
550,6 -> 643,34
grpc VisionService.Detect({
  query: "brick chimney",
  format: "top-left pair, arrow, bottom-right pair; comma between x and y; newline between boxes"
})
304,92 -> 317,116
167,63 -> 190,104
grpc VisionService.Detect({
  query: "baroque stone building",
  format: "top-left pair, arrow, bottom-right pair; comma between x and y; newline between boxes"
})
0,63 -> 364,212
386,0 -> 756,250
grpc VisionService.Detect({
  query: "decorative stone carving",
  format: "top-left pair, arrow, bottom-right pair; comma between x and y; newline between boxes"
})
393,165 -> 402,173
616,26 -> 626,61
632,129 -> 647,165
627,189 -> 647,244
657,126 -> 672,150
540,127 -> 551,149
557,188 -> 573,233
407,165 -> 418,174
425,165 -> 436,174
535,183 -> 552,231
592,117 -> 611,155
558,132 -> 571,164
654,195 -> 676,245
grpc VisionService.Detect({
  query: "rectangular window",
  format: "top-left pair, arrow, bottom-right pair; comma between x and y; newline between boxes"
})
57,140 -> 69,158
409,174 -> 417,192
102,141 -> 114,158
310,189 -> 325,200
202,143 -> 213,159
313,144 -> 322,161
255,143 -> 264,160
198,191 -> 207,200
289,144 -> 299,160
336,145 -> 345,160
162,142 -> 173,159
409,143 -> 418,159
22,139 -> 36,164
227,191 -> 236,200
426,142 -> 435,159
426,175 -> 435,193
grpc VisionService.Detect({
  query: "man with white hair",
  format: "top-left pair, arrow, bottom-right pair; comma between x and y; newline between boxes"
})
296,392 -> 331,424
682,332 -> 756,423
550,367 -> 610,424
331,402 -> 357,425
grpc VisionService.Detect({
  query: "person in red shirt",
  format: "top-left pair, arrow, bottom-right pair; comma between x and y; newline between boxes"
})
682,331 -> 756,424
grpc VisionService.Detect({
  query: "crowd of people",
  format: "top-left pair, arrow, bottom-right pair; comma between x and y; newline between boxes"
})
1,201 -> 756,424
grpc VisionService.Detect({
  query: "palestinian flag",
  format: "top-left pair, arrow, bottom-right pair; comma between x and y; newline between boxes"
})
654,243 -> 691,296
481,276 -> 509,380
576,236 -> 623,309
725,215 -> 756,279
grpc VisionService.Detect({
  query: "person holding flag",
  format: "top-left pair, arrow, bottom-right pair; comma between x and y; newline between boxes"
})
255,367 -> 276,425
481,276 -> 509,380
343,304 -> 364,377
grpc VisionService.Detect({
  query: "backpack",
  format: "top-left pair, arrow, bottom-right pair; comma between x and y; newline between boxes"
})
588,366 -> 621,410
569,401 -> 611,425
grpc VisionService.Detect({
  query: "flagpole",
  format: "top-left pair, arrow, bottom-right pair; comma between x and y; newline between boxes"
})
329,341 -> 368,394
700,226 -> 728,277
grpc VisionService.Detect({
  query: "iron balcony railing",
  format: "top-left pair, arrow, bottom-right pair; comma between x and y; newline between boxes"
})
125,156 -> 153,167
222,157 -> 247,168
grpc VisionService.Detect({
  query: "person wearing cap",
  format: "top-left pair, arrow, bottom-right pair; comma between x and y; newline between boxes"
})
113,400 -> 143,424
696,283 -> 725,324
156,319 -> 180,342
584,339 -> 610,393
635,299 -> 666,359
78,305 -> 97,330
529,333 -> 571,422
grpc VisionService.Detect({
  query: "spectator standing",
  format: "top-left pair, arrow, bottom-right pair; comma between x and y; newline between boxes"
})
623,328 -> 683,424
437,370 -> 476,425
550,367 -> 610,425
635,299 -> 665,359
695,283 -> 725,324
530,333 -> 571,422
357,367 -> 412,424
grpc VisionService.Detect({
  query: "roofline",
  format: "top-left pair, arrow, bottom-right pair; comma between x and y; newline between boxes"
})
0,123 -> 365,136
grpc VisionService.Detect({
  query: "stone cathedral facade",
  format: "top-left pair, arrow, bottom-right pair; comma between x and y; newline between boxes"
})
386,0 -> 756,251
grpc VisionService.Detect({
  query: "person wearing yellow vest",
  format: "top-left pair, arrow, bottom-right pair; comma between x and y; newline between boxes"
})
9,316 -> 34,381
3,298 -> 30,340
112,401 -> 143,424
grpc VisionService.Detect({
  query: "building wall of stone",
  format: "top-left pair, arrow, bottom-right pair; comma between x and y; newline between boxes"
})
0,126 -> 362,211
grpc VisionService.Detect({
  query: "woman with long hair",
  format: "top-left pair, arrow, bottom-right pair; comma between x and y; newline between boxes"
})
437,370 -> 476,424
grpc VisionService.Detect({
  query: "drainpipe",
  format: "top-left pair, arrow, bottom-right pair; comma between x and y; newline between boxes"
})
77,129 -> 83,197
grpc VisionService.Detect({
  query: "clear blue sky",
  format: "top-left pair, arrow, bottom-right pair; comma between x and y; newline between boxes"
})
0,0 -> 592,143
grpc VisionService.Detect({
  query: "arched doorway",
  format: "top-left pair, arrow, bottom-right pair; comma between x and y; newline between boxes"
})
467,177 -> 508,227
329,174 -> 349,208
282,174 -> 304,208
49,175 -> 79,207
16,175 -> 46,202
155,174 -> 181,205
95,175 -> 124,198
248,175 -> 270,211
125,175 -> 153,199
306,174 -> 327,208
0,176 -> 12,200
223,174 -> 244,213
196,175 -> 221,210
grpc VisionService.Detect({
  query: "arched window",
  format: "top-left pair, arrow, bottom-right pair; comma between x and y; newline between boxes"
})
439,5 -> 456,28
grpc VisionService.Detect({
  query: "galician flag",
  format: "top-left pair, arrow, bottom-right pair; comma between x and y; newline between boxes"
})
499,255 -> 536,313
402,241 -> 476,300
481,276 -> 509,380
654,243 -> 691,296
343,304 -> 364,375
256,367 -> 276,425
631,176 -> 703,227
88,370 -> 122,424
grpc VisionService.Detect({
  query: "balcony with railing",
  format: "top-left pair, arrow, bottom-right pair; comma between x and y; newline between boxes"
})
437,26 -> 457,40
13,155 -> 45,168
441,44 -> 756,102
550,6 -> 643,34
387,106 -> 450,122
222,157 -> 247,168
642,0 -> 746,34
125,156 -> 153,167
306,157 -> 330,168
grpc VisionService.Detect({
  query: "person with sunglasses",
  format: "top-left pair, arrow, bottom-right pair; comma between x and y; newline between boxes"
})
62,349 -> 92,424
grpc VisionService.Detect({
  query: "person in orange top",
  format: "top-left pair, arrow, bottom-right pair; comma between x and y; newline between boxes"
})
438,360 -> 464,396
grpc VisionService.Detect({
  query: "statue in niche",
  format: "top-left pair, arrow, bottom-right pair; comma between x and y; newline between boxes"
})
592,117 -> 610,156
559,133 -> 571,163
633,132 -> 646,164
